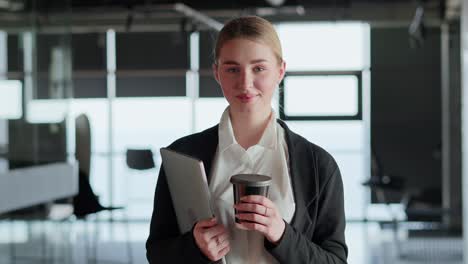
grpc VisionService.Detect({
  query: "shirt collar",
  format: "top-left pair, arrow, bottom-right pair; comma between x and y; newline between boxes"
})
218,107 -> 278,153
258,112 -> 278,150
218,107 -> 236,153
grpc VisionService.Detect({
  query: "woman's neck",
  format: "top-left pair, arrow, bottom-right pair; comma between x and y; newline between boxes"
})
229,107 -> 272,150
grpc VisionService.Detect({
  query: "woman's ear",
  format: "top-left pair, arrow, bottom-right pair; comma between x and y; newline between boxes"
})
212,63 -> 220,84
278,61 -> 286,84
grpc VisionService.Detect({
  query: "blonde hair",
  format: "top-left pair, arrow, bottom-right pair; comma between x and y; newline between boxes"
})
214,16 -> 283,65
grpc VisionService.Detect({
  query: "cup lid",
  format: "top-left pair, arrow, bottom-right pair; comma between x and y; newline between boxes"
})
230,174 -> 272,187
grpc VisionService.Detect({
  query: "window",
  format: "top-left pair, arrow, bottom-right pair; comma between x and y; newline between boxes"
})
277,22 -> 370,220
280,73 -> 361,120
277,23 -> 368,71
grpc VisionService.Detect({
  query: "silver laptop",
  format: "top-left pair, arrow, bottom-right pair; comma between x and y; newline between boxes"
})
160,148 -> 213,233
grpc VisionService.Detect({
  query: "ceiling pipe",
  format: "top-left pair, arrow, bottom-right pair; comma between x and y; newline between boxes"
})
173,3 -> 223,32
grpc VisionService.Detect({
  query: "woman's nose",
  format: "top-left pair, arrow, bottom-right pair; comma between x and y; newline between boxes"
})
238,70 -> 253,89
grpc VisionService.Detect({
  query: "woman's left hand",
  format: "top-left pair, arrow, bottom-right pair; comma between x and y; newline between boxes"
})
234,195 -> 285,244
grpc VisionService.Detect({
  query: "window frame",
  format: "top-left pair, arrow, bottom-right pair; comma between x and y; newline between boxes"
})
279,70 -> 363,121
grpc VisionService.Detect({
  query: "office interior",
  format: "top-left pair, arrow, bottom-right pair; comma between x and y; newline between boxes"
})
0,0 -> 467,263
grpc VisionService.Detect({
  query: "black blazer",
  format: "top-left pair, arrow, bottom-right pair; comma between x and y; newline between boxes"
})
146,120 -> 348,264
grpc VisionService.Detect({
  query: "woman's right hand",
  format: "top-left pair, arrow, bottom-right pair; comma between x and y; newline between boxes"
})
193,217 -> 230,261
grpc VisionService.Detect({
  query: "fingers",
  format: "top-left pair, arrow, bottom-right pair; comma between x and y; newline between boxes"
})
233,199 -> 272,235
235,221 -> 268,233
233,196 -> 286,243
195,218 -> 226,239
240,195 -> 275,208
217,244 -> 230,258
204,235 -> 230,261
196,217 -> 218,228
236,212 -> 271,226
193,218 -> 230,261
235,218 -> 285,245
195,221 -> 228,243
216,232 -> 230,244
214,234 -> 230,251
234,202 -> 272,217
216,232 -> 231,258
204,224 -> 228,240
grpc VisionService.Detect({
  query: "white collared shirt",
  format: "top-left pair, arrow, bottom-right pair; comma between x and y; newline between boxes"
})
209,107 -> 296,264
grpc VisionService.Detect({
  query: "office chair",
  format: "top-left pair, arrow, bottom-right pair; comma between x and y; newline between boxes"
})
74,114 -> 123,217
126,149 -> 155,170
74,113 -> 133,264
363,147 -> 456,260
125,148 -> 155,219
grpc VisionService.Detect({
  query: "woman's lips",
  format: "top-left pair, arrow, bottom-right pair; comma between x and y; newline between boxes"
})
236,94 -> 257,102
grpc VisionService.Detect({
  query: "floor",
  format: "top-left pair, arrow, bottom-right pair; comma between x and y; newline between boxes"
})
0,218 -> 463,264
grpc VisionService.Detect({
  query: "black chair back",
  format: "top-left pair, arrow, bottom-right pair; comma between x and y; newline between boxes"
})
126,149 -> 155,170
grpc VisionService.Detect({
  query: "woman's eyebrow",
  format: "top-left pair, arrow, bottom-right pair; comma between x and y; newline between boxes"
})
221,59 -> 268,65
250,59 -> 268,64
221,60 -> 240,65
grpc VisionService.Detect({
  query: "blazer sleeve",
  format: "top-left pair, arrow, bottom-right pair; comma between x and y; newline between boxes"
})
265,162 -> 348,264
146,167 -> 213,264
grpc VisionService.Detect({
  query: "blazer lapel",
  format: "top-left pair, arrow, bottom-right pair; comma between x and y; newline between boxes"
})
277,120 -> 319,225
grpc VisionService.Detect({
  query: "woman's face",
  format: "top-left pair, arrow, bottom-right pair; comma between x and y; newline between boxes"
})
213,38 -> 285,115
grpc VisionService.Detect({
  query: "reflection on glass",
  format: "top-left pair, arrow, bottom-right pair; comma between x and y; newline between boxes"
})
284,75 -> 358,116
49,46 -> 71,99
24,34 -> 73,123
0,80 -> 22,119
23,32 -> 73,123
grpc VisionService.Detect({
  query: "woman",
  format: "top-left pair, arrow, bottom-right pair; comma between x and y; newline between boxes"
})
146,16 -> 348,264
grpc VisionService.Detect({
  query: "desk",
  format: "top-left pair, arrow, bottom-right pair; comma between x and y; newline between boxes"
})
0,162 -> 78,214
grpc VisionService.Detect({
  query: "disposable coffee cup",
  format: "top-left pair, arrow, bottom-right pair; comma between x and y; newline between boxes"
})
230,174 -> 272,223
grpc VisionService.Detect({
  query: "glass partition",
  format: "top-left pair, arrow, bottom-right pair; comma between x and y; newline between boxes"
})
6,0 -> 73,171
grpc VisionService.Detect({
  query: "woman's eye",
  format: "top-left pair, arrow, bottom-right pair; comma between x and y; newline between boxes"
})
226,68 -> 239,73
254,66 -> 265,72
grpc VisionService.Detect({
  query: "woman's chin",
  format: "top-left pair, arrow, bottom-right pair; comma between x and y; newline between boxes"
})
231,103 -> 270,115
